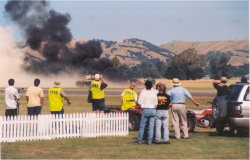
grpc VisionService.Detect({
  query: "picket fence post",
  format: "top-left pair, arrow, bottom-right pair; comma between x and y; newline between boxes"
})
0,112 -> 128,143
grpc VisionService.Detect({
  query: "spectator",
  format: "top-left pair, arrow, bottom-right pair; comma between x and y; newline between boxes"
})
48,81 -> 71,116
136,80 -> 158,145
90,74 -> 108,113
121,82 -> 137,111
140,78 -> 158,94
212,77 -> 229,97
167,78 -> 199,139
154,83 -> 171,144
26,78 -> 44,116
5,79 -> 19,117
239,76 -> 248,84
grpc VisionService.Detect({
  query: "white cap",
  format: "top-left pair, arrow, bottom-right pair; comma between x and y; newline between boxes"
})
94,74 -> 101,80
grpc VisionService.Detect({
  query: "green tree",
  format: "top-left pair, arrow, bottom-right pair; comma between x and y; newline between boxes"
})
165,48 -> 205,80
140,62 -> 162,78
155,61 -> 168,76
165,60 -> 187,80
209,53 -> 231,79
111,57 -> 121,67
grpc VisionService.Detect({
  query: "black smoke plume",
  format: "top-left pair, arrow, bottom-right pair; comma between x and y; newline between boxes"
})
5,0 -> 127,81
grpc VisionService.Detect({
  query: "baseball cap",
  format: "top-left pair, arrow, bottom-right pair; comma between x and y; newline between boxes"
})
94,74 -> 101,80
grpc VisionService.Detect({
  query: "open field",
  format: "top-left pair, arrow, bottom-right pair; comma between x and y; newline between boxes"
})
0,78 -> 239,93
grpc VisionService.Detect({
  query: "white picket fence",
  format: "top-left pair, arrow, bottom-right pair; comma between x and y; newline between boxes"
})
0,112 -> 129,143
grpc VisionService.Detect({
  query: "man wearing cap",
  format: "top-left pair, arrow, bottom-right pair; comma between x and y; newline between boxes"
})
212,77 -> 230,96
48,81 -> 71,115
167,78 -> 199,139
26,78 -> 44,116
121,82 -> 137,111
90,74 -> 108,113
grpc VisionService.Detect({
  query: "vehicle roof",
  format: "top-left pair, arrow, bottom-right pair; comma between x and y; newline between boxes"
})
231,82 -> 249,87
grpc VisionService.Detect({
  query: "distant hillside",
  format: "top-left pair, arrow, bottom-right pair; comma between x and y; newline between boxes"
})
20,38 -> 175,66
19,39 -> 249,67
160,40 -> 249,66
98,38 -> 175,65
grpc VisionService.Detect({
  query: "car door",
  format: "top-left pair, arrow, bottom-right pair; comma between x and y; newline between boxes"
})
241,86 -> 249,118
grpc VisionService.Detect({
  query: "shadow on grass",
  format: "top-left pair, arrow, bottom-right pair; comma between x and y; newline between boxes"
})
190,130 -> 249,138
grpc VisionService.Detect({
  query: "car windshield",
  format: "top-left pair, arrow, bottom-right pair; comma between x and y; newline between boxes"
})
244,87 -> 249,101
228,85 -> 244,101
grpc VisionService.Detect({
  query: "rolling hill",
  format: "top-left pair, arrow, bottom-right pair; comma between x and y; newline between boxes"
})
19,39 -> 249,66
160,40 -> 249,66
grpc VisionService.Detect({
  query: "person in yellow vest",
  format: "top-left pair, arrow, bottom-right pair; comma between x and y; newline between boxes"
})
48,81 -> 71,115
121,82 -> 137,111
90,74 -> 108,113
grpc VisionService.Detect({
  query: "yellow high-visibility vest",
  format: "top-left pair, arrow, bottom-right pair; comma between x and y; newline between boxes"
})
48,87 -> 64,111
122,88 -> 137,110
90,80 -> 105,99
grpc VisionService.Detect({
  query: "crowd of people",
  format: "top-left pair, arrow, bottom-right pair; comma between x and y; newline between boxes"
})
88,74 -> 200,144
4,74 -> 247,145
4,78 -> 71,117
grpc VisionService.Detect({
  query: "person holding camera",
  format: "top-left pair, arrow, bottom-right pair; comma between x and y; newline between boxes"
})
89,74 -> 108,113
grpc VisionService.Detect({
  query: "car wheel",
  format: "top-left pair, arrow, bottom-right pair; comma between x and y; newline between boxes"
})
215,120 -> 226,136
235,128 -> 248,137
129,114 -> 140,131
187,117 -> 195,133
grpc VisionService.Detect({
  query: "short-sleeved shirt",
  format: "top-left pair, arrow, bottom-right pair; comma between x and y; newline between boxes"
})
5,86 -> 20,109
138,89 -> 158,108
26,86 -> 44,107
157,93 -> 171,110
167,86 -> 192,104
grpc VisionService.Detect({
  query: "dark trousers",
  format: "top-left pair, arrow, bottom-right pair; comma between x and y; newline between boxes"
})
51,108 -> 64,116
27,106 -> 41,116
5,109 -> 18,117
51,109 -> 64,129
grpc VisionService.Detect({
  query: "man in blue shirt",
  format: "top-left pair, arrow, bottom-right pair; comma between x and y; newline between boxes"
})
167,78 -> 199,139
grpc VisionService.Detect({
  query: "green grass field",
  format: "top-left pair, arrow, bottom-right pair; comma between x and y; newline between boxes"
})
0,81 -> 249,159
1,129 -> 249,159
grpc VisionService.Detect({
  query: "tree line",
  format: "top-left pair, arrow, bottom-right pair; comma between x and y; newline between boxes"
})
24,48 -> 248,80
112,48 -> 249,80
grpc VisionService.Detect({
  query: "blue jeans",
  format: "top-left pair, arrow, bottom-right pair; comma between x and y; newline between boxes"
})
137,108 -> 156,143
155,110 -> 169,142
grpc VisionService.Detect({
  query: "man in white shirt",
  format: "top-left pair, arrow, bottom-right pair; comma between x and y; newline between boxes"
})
5,79 -> 20,117
26,78 -> 44,116
136,80 -> 158,145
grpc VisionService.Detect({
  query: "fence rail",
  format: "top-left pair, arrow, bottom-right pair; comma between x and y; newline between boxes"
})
0,112 -> 129,143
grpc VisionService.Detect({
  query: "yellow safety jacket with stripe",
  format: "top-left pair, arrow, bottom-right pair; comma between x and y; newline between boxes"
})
122,88 -> 137,110
90,80 -> 105,99
48,87 -> 64,111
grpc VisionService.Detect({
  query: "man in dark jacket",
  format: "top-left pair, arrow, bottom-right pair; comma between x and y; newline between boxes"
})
212,77 -> 229,96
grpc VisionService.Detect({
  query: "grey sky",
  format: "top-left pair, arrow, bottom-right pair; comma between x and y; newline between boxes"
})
0,0 -> 248,45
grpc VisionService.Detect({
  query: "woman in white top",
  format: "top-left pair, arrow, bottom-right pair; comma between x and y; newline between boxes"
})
136,80 -> 158,145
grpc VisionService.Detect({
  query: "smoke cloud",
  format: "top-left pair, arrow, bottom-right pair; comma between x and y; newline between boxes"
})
0,26 -> 85,88
4,0 -> 127,81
